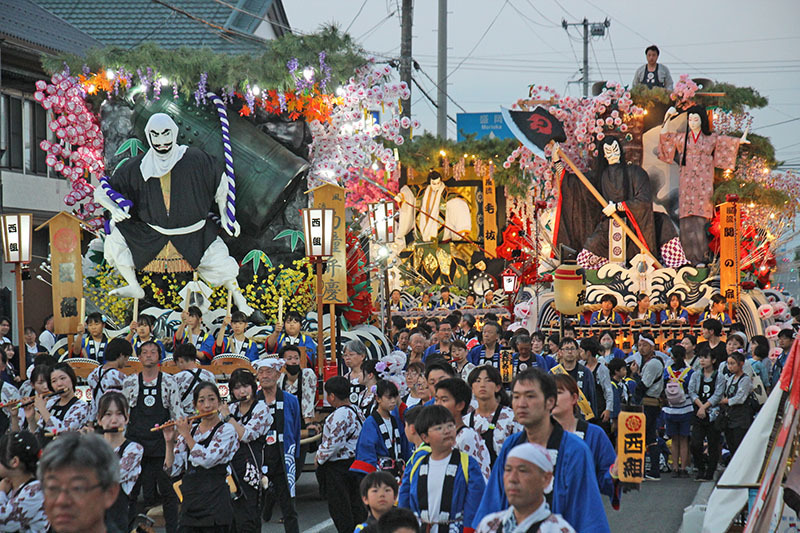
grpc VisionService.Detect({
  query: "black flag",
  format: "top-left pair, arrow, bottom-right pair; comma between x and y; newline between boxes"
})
501,106 -> 567,157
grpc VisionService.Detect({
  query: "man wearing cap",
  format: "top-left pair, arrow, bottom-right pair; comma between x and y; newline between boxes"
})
474,368 -> 609,533
255,358 -> 302,533
475,443 -> 575,533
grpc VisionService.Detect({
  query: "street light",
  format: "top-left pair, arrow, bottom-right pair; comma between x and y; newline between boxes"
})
368,201 -> 395,338
0,213 -> 33,379
301,208 -> 334,375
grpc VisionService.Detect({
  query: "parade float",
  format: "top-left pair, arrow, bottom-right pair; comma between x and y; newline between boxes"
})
27,25 -> 799,377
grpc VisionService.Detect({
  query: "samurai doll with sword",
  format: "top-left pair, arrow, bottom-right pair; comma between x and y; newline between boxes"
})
501,106 -> 688,270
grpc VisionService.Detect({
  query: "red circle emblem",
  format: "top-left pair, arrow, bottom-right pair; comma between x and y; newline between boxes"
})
53,227 -> 78,254
625,415 -> 642,432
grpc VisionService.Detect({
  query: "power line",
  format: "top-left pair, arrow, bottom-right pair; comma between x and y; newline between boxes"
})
413,62 -> 468,112
590,39 -> 603,80
607,28 -> 623,82
551,0 -> 577,19
346,0 -> 370,33
506,1 -> 570,59
580,0 -> 703,72
753,117 -> 800,131
410,75 -> 457,124
355,11 -> 396,41
446,0 -> 509,81
523,0 -> 561,26
153,0 -> 274,43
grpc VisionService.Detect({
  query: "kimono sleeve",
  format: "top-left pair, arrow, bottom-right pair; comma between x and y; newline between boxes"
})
658,132 -> 684,164
188,423 -> 239,469
285,393 -> 302,459
199,335 -> 215,362
588,425 -> 617,500
107,157 -> 138,199
351,417 -> 380,474
463,456 -> 487,533
713,134 -> 741,170
245,342 -> 260,362
559,436 -> 611,533
397,450 -> 417,509
472,441 -> 511,528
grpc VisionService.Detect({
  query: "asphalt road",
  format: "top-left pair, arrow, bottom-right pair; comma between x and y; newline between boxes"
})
605,477 -> 706,533
269,469 -> 706,533
159,464 -> 705,532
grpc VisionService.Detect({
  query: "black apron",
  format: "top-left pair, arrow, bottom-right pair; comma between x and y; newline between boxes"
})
641,64 -> 664,89
106,440 -> 134,532
126,373 -> 170,457
231,401 -> 266,497
180,422 -> 233,527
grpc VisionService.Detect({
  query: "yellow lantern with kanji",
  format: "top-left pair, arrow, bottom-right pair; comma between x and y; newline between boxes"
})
553,264 -> 585,315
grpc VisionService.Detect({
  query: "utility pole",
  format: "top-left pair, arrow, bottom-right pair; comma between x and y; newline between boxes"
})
562,18 -> 610,97
437,0 -> 447,139
582,19 -> 588,97
400,0 -> 413,138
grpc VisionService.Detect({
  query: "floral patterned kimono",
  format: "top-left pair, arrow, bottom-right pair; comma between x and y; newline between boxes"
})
658,131 -> 740,220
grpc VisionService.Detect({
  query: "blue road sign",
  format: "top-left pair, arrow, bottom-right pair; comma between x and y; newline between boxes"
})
456,112 -> 514,142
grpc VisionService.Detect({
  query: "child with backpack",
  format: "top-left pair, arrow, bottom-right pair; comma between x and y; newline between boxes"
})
663,345 -> 693,477
688,350 -> 724,480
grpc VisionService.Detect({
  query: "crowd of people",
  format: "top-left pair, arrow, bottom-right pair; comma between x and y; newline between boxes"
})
0,287 -> 796,533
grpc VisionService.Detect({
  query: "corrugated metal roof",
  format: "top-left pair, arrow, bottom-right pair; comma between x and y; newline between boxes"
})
0,0 -> 102,56
34,0 -> 287,55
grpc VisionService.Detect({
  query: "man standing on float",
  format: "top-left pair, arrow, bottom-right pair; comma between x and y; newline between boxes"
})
94,113 -> 252,314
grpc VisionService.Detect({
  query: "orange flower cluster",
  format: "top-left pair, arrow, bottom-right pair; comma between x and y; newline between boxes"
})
78,72 -> 126,95
236,89 -> 339,122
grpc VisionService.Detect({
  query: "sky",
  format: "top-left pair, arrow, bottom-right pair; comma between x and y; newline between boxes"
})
283,0 -> 800,169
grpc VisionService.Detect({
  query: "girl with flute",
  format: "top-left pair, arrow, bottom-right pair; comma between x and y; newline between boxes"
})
97,391 -> 143,533
30,363 -> 89,443
219,368 -> 272,533
12,365 -> 51,433
163,381 -> 239,532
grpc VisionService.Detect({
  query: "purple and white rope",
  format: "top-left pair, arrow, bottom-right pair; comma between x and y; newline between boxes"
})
207,92 -> 237,233
98,175 -> 133,235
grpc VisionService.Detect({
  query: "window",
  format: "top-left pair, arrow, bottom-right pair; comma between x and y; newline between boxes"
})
1,93 -> 51,176
0,94 -> 23,170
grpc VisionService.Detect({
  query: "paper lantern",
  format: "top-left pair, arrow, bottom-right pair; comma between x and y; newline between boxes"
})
0,214 -> 33,263
758,304 -> 774,319
553,264 -> 585,315
766,325 -> 781,340
301,208 -> 334,259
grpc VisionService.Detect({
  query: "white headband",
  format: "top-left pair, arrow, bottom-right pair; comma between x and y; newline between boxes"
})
507,443 -> 553,473
639,337 -> 655,346
253,357 -> 284,371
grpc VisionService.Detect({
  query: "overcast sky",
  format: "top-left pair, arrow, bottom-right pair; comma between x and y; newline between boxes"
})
284,0 -> 800,169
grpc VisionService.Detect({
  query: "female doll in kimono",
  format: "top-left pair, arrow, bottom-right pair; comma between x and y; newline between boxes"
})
658,105 -> 749,264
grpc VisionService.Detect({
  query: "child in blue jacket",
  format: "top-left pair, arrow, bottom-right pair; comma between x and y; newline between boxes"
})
398,405 -> 485,533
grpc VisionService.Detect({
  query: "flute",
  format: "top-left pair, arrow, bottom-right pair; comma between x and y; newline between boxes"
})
95,427 -> 126,434
1,390 -> 63,409
149,410 -> 219,432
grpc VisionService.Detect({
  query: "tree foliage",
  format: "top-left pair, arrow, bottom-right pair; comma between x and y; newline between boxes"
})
397,132 -> 525,195
42,25 -> 367,95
